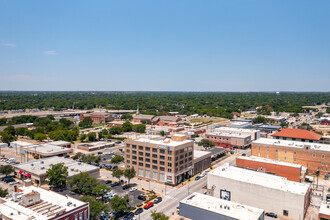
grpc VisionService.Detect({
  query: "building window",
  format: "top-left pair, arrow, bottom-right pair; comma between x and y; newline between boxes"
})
283,210 -> 289,216
292,138 -> 296,140
313,154 -> 316,158
75,214 -> 78,220
322,167 -> 324,171
139,152 -> 143,156
294,152 -> 296,155
285,151 -> 286,154
168,157 -> 172,161
139,146 -> 143,150
160,155 -> 165,160
168,163 -> 172,167
145,147 -> 150,151
258,147 -> 260,151
84,210 -> 88,219
146,164 -> 150,168
284,157 -> 286,161
322,155 -> 325,159
160,161 -> 165,165
138,168 -> 143,177
258,153 -> 260,157
152,160 -> 157,164
267,148 -> 269,152
139,157 -> 143,161
326,168 -> 328,171
326,163 -> 328,167
132,150 -> 137,154
160,149 -> 165,154
153,148 -> 158,153
160,167 -> 165,171
168,150 -> 172,155
275,149 -> 278,153
126,144 -> 130,148
79,212 -> 83,220
132,156 -> 137,159
132,161 -> 137,165
145,153 -> 150,157
152,165 -> 158,170
132,145 -> 137,149
294,158 -> 296,162
152,154 -> 158,158
168,168 -> 172,172
146,158 -> 150,163
322,162 -> 324,166
126,160 -> 130,163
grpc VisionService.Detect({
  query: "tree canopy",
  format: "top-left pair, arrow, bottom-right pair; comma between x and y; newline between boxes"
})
124,167 -> 136,184
81,195 -> 109,220
46,163 -> 68,188
198,139 -> 215,150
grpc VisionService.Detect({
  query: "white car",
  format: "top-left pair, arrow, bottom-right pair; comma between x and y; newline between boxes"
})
10,181 -> 19,185
129,187 -> 137,192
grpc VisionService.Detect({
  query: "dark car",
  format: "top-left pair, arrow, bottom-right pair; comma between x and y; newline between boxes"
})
114,210 -> 125,219
122,184 -> 129,190
105,180 -> 112,184
154,197 -> 162,204
123,212 -> 134,220
265,212 -> 277,218
110,182 -> 119,187
2,177 -> 14,183
138,195 -> 146,201
195,176 -> 201,181
98,151 -> 103,155
134,208 -> 143,215
113,165 -> 118,169
327,194 -> 330,202
115,141 -> 121,144
64,155 -> 70,158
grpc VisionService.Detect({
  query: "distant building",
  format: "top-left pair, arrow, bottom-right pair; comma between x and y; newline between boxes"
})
319,202 -> 330,220
207,164 -> 311,220
132,114 -> 155,124
80,112 -> 113,124
271,128 -> 322,143
155,116 -> 183,127
124,135 -> 194,185
76,141 -> 114,152
236,156 -> 305,182
205,132 -> 251,149
227,121 -> 252,129
0,185 -> 89,220
179,192 -> 265,220
48,141 -> 71,148
252,138 -> 330,176
215,127 -> 260,140
20,143 -> 73,160
319,118 -> 330,125
14,156 -> 100,185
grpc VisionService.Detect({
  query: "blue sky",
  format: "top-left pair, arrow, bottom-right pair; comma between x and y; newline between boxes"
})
0,0 -> 330,91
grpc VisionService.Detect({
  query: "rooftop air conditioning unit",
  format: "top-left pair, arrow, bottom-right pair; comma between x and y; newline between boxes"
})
41,161 -> 44,164
41,167 -> 45,170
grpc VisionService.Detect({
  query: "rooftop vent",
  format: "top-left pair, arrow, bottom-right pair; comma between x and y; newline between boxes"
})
41,161 -> 44,164
67,202 -> 72,206
41,167 -> 45,170
31,164 -> 34,166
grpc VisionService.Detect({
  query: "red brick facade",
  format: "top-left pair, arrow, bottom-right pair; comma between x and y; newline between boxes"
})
252,143 -> 330,176
236,157 -> 301,182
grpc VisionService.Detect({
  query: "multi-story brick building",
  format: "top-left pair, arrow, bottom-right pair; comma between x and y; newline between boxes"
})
205,132 -> 251,149
236,156 -> 304,182
271,128 -> 322,143
80,112 -> 113,124
252,138 -> 330,176
124,135 -> 194,185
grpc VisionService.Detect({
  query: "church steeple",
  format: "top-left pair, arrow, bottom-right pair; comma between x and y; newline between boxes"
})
136,103 -> 140,115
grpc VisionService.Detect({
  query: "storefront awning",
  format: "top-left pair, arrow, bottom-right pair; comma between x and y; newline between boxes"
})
19,170 -> 31,178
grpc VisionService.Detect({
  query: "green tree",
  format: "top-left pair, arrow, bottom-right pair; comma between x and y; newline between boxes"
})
327,108 -> 330,114
79,134 -> 87,142
34,133 -> 47,141
133,124 -> 146,133
198,139 -> 215,150
92,183 -> 111,200
81,195 -> 109,220
0,187 -> 8,197
112,168 -> 123,182
79,117 -> 93,128
151,211 -> 169,220
0,165 -> 14,177
88,132 -> 97,142
4,126 -> 16,136
160,130 -> 165,136
122,121 -> 133,132
16,127 -> 28,136
98,129 -> 109,140
0,118 -> 7,126
121,114 -> 133,120
70,172 -> 98,195
0,131 -> 17,144
46,163 -> 68,188
59,118 -> 74,129
110,195 -> 128,212
109,126 -> 123,135
124,167 -> 136,185
111,155 -> 124,164
252,116 -> 266,124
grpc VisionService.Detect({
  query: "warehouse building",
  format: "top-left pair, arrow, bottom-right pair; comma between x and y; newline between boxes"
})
179,192 -> 264,220
252,138 -> 330,176
14,156 -> 100,185
206,132 -> 251,149
236,156 -> 305,182
207,164 -> 311,220
215,127 -> 260,140
76,141 -> 114,152
0,185 -> 89,220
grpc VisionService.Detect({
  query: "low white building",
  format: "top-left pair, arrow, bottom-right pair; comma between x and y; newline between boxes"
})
215,127 -> 260,140
179,192 -> 264,220
207,164 -> 311,220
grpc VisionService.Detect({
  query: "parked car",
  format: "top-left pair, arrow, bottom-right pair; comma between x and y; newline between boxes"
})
105,180 -> 112,184
154,197 -> 162,204
129,187 -> 137,192
195,176 -> 201,181
123,212 -> 134,220
9,181 -> 19,185
64,155 -> 70,158
122,185 -> 129,190
265,212 -> 277,218
110,182 -> 119,187
327,194 -> 330,202
2,177 -> 14,183
199,173 -> 205,178
144,202 -> 154,209
134,208 -> 143,215
98,152 -> 103,155
113,165 -> 118,169
138,195 -> 146,201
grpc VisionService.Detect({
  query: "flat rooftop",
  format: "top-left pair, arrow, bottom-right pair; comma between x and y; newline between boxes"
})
209,164 -> 310,195
22,144 -> 72,155
207,132 -> 250,138
215,127 -> 260,133
14,156 -> 99,176
237,156 -> 302,168
0,186 -> 86,220
49,141 -> 71,146
194,150 -> 211,159
319,202 -> 330,217
77,141 -> 111,148
131,138 -> 193,147
252,138 -> 330,152
180,192 -> 264,220
11,141 -> 34,147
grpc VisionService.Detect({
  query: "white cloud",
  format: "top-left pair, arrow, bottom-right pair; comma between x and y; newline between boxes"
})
44,50 -> 58,55
1,41 -> 16,47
